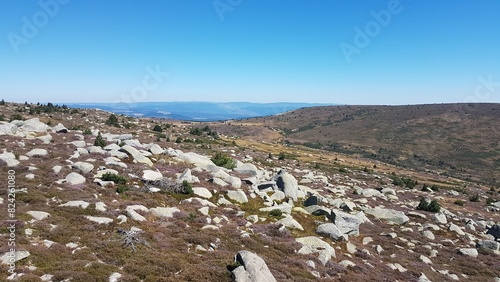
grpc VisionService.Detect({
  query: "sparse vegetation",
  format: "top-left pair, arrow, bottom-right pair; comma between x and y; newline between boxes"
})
152,124 -> 163,132
469,194 -> 480,202
94,132 -> 107,147
278,152 -> 286,160
83,128 -> 92,135
416,198 -> 441,212
106,114 -> 120,127
211,152 -> 236,169
454,199 -> 465,206
101,172 -> 127,185
269,209 -> 283,217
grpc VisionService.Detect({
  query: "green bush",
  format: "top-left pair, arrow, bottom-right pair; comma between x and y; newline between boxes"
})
94,132 -> 107,147
278,152 -> 286,160
469,194 -> 480,202
182,180 -> 193,195
416,198 -> 441,212
116,185 -> 129,194
454,199 -> 465,206
83,129 -> 92,135
105,114 -> 120,127
101,173 -> 127,185
269,209 -> 283,217
175,137 -> 183,143
211,152 -> 236,169
10,114 -> 23,121
0,114 -> 4,121
0,99 -> 5,105
152,125 -> 163,132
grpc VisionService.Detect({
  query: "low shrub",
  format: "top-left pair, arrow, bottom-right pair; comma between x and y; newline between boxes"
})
454,199 -> 465,206
269,209 -> 283,217
211,152 -> 236,169
101,173 -> 127,185
416,198 -> 441,212
469,194 -> 480,202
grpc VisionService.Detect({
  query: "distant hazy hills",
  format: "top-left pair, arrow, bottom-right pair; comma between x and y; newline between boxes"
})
248,103 -> 500,186
67,102 -> 332,121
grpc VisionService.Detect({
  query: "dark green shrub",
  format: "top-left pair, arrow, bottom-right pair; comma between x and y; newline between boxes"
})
0,99 -> 5,105
152,125 -> 163,132
94,132 -> 107,147
454,200 -> 465,206
10,114 -> 23,121
182,180 -> 193,195
278,152 -> 286,160
189,127 -> 203,136
269,209 -> 283,217
339,167 -> 347,173
106,114 -> 120,127
211,152 -> 236,169
469,194 -> 480,202
116,185 -> 129,194
83,129 -> 92,135
101,173 -> 127,185
0,114 -> 4,121
416,198 -> 441,212
175,137 -> 183,143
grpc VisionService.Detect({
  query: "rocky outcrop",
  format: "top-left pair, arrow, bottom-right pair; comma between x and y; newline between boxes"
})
120,145 -> 153,166
274,169 -> 298,202
365,207 -> 409,225
296,236 -> 336,266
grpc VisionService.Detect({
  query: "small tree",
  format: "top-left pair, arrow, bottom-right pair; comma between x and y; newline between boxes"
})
152,124 -> 163,132
94,132 -> 107,147
278,152 -> 286,160
416,198 -> 441,212
211,152 -> 236,169
0,99 -> 5,105
106,114 -> 120,127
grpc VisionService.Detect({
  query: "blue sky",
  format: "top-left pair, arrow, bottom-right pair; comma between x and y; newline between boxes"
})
1,0 -> 499,105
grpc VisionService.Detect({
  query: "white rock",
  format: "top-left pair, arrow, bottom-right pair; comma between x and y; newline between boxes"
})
85,216 -> 113,224
432,212 -> 448,224
126,205 -> 149,221
198,207 -> 210,216
227,190 -> 248,204
274,169 -> 299,202
296,236 -> 336,266
27,211 -> 50,221
420,255 -> 433,264
277,215 -> 304,231
365,207 -> 409,225
449,223 -> 465,236
64,172 -> 86,185
192,187 -> 213,199
70,141 -> 87,148
95,202 -> 107,212
109,272 -> 122,282
26,148 -> 48,157
36,134 -> 52,144
142,170 -> 163,181
0,151 -> 19,167
458,248 -> 478,257
120,145 -> 153,166
52,123 -> 68,133
117,215 -> 127,224
59,200 -> 89,209
21,118 -> 49,132
0,251 -> 30,265
178,152 -> 215,167
423,230 -> 435,240
0,123 -> 18,135
72,162 -> 94,174
52,165 -> 63,174
148,144 -> 164,155
178,168 -> 200,183
149,207 -> 180,218
316,223 -> 346,241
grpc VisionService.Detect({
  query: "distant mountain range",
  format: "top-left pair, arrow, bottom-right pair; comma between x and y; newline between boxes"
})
66,102 -> 334,121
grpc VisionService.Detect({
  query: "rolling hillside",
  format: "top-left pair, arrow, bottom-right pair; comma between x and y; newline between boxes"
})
234,103 -> 500,186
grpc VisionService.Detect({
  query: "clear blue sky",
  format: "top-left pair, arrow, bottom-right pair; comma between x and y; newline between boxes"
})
1,0 -> 499,105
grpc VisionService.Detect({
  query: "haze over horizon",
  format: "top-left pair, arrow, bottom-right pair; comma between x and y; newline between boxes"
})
1,1 -> 499,105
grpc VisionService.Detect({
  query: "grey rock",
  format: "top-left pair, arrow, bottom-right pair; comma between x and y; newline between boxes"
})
305,205 -> 336,223
0,251 -> 30,265
432,212 -> 448,224
274,169 -> 298,202
448,223 -> 465,236
52,123 -> 68,133
232,250 -> 277,282
120,145 -> 153,166
259,203 -> 293,214
333,210 -> 362,236
227,190 -> 249,204
458,248 -> 478,257
27,211 -> 50,221
476,240 -> 500,253
303,195 -> 319,207
64,172 -> 86,185
234,162 -> 259,176
365,207 -> 409,225
296,236 -> 336,266
142,170 -> 163,181
316,223 -> 346,241
178,168 -> 200,183
85,216 -> 113,224
0,151 -> 20,167
59,200 -> 90,208
149,207 -> 180,218
21,118 -> 49,132
26,148 -> 48,157
148,143 -> 164,155
0,123 -> 18,135
178,152 -> 215,167
277,215 -> 304,230
192,187 -> 213,199
36,134 -> 52,144
126,205 -> 149,221
72,161 -> 94,174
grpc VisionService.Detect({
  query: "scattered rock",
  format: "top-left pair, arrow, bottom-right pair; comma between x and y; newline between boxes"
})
59,200 -> 90,209
192,187 -> 213,199
148,143 -> 164,155
448,223 -> 465,236
21,118 -> 49,132
365,207 -> 409,225
26,148 -> 48,157
120,145 -> 153,166
27,211 -> 50,221
142,170 -> 163,181
277,215 -> 304,231
274,169 -> 299,202
296,236 -> 336,266
458,248 -> 478,257
52,123 -> 68,133
231,250 -> 277,282
486,224 -> 500,241
126,205 -> 149,221
432,212 -> 448,224
227,190 -> 249,204
72,161 -> 94,174
149,207 -> 180,218
63,172 -> 86,185
0,151 -> 20,167
85,216 -> 113,224
0,251 -> 30,265
316,223 -> 346,241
